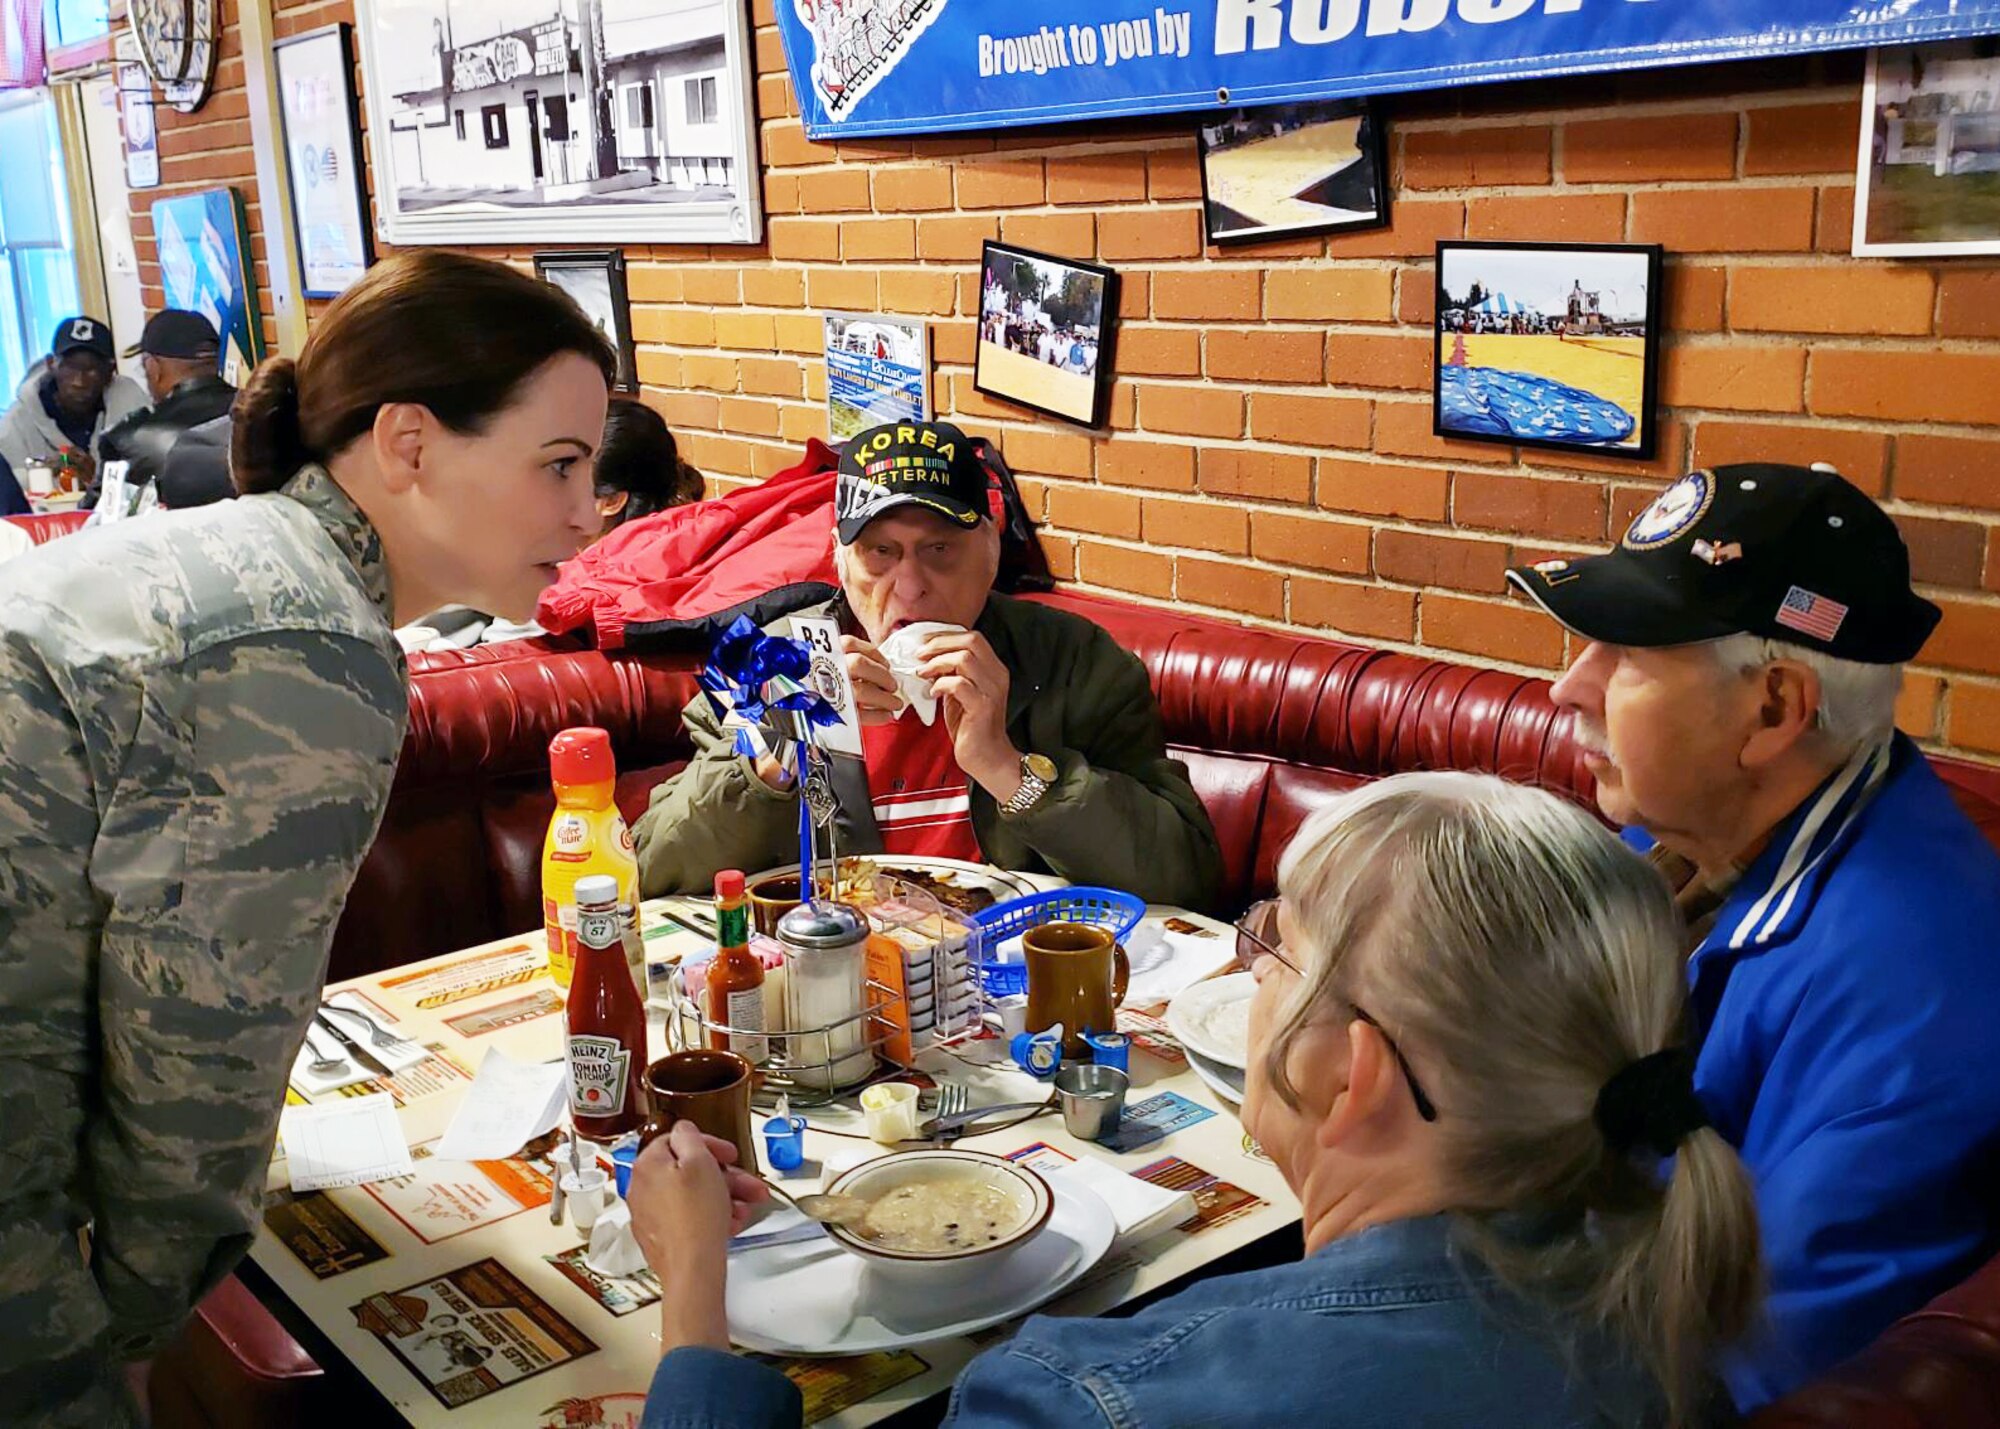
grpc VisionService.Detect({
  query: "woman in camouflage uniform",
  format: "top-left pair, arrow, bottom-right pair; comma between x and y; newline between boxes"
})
0,250 -> 615,1425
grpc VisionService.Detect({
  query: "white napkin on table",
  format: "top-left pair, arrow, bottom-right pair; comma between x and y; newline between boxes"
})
876,621 -> 966,726
585,1195 -> 651,1277
1047,1157 -> 1197,1249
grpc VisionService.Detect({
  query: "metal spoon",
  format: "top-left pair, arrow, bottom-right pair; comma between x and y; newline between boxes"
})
762,1179 -> 872,1227
301,1024 -> 349,1078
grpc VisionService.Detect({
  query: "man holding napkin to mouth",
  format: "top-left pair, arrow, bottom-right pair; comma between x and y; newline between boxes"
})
634,419 -> 1221,911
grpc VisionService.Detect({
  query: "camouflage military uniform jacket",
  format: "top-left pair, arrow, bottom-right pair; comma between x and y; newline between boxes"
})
0,465 -> 406,1423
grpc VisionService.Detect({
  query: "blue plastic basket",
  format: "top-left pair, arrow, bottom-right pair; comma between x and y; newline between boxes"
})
970,887 -> 1147,997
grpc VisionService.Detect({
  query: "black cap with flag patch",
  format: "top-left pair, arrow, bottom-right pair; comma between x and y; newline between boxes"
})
1506,463 -> 1940,664
835,419 -> 990,545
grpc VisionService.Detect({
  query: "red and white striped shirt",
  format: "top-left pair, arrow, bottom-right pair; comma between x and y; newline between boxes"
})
860,711 -> 982,860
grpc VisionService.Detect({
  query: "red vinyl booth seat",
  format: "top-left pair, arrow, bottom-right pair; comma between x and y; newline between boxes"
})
150,589 -> 2000,1429
3,509 -> 89,544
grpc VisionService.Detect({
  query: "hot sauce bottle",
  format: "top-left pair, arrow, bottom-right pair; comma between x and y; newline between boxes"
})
564,874 -> 649,1139
704,870 -> 768,1064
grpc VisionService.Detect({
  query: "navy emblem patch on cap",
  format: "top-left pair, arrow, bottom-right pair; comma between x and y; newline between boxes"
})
1622,470 -> 1714,550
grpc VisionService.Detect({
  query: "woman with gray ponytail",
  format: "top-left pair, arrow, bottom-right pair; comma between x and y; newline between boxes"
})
626,768 -> 1759,1429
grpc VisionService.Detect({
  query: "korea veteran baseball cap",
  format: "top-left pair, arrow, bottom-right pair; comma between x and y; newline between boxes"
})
1506,463 -> 1941,664
835,419 -> 990,544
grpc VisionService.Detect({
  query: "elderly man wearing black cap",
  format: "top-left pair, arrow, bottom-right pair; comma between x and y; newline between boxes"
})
0,316 -> 150,487
89,309 -> 237,509
635,418 -> 1223,910
1509,463 -> 2000,1413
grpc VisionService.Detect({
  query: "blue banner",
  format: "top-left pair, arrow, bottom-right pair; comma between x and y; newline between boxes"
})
775,1 -> 2000,139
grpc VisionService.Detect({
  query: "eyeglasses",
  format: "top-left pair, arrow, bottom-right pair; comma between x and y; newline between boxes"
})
1232,903 -> 1440,1123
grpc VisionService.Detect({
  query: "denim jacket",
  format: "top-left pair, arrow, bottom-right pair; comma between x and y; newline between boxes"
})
640,1215 -> 1662,1429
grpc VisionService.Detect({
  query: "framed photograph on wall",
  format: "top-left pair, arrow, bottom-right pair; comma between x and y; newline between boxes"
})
274,24 -> 373,298
150,187 -> 266,386
1854,40 -> 2000,256
1433,241 -> 1663,460
535,249 -> 637,393
353,0 -> 763,247
973,241 -> 1118,429
1197,98 -> 1389,246
823,312 -> 930,440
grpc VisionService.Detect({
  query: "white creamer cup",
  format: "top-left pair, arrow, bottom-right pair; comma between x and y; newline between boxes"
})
561,1167 -> 610,1232
859,1081 -> 922,1144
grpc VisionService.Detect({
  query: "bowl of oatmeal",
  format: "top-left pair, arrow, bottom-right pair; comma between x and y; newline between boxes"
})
822,1148 -> 1054,1286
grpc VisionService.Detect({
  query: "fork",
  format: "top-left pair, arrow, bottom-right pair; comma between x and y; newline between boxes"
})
301,1023 -> 349,1078
933,1080 -> 970,1125
323,1002 -> 417,1055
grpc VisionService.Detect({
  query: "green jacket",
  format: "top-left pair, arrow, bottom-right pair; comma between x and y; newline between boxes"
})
633,594 -> 1223,913
0,466 -> 405,1420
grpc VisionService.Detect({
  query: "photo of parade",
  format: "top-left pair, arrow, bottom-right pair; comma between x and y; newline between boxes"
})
974,240 -> 1118,427
1197,98 -> 1389,245
1433,241 -> 1661,458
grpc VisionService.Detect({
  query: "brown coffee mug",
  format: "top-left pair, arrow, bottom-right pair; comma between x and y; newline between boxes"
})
746,873 -> 831,937
641,1049 -> 758,1174
1023,921 -> 1130,1058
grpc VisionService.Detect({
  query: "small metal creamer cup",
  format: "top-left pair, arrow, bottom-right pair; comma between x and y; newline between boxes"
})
1054,1062 -> 1128,1142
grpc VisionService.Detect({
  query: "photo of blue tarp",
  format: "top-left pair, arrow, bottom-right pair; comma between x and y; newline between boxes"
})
1438,365 -> 1635,445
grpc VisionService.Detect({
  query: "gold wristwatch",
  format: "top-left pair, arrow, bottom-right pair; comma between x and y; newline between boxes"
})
1000,752 -> 1058,814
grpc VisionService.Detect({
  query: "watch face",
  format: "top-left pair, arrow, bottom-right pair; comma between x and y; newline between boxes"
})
134,0 -> 193,83
1024,753 -> 1058,783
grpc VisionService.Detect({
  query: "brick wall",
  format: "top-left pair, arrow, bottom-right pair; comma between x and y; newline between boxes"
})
130,5 -> 2000,762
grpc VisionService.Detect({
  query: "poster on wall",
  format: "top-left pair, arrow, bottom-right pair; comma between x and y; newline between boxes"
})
1196,98 -> 1388,246
823,312 -> 930,441
773,0 -> 2000,140
1855,40 -> 2000,256
150,187 -> 267,385
353,0 -> 764,247
1432,241 -> 1662,461
118,62 -> 160,190
274,23 -> 374,297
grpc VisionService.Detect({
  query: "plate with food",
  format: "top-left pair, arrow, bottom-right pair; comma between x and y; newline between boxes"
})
1184,1045 -> 1248,1107
726,1153 -> 1116,1355
1165,972 -> 1257,1071
749,856 -> 1042,918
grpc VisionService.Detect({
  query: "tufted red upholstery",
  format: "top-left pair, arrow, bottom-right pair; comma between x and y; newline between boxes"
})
3,510 -> 89,544
163,586 -> 2000,1429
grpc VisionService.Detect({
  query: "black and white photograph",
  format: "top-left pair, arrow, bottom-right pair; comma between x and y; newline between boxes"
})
974,241 -> 1118,428
1433,241 -> 1662,460
1197,99 -> 1389,246
535,249 -> 637,392
354,0 -> 762,246
1855,40 -> 2000,257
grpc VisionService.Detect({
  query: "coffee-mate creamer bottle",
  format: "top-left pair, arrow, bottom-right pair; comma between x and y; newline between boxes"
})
542,727 -> 640,990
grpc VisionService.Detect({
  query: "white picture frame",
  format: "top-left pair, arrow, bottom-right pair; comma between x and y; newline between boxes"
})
1854,41 -> 2000,258
353,0 -> 763,247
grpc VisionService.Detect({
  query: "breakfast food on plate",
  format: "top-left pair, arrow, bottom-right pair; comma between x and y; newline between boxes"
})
852,1173 -> 1027,1253
833,859 -> 1000,915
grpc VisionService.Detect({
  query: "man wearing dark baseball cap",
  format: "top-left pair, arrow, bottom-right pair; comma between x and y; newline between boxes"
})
94,309 -> 237,508
634,418 -> 1221,911
1510,463 -> 2000,1410
0,315 -> 150,483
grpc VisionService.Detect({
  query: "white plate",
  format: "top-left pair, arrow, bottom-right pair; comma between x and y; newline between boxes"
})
747,856 -> 1041,915
725,1177 -> 1117,1355
1165,972 -> 1257,1070
1184,1046 -> 1247,1107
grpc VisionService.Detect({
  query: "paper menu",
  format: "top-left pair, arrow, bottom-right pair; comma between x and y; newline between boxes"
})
432,1046 -> 568,1163
280,1094 -> 414,1192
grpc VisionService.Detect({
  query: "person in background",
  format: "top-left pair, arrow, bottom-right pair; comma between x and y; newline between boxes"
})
593,398 -> 704,533
0,452 -> 27,519
1509,462 -> 2000,1410
155,412 -> 234,510
0,316 -> 150,488
632,418 -> 1223,910
88,310 -> 237,509
629,773 -> 1763,1428
0,250 -> 614,1426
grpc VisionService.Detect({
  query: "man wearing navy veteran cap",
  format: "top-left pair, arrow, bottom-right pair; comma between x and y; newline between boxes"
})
0,316 -> 150,482
1510,463 -> 2000,1411
635,419 -> 1222,910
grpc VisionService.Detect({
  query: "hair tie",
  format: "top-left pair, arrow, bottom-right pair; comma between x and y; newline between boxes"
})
1593,1047 -> 1708,1158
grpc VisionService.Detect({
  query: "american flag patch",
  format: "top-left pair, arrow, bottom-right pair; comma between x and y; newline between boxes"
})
1775,585 -> 1848,641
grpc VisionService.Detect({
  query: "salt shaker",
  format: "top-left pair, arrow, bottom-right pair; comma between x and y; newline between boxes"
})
777,899 -> 877,1091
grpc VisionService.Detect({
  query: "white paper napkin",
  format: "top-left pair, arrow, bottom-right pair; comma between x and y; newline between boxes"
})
289,1021 -> 378,1096
876,621 -> 966,726
321,993 -> 429,1073
1121,919 -> 1240,1009
1047,1157 -> 1197,1248
585,1196 -> 652,1278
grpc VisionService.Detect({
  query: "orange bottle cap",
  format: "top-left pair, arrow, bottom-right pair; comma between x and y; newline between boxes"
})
549,727 -> 614,785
